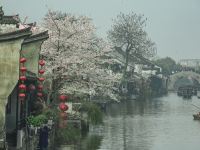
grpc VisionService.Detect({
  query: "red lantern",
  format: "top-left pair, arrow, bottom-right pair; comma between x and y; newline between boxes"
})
39,60 -> 45,66
20,57 -> 26,63
37,93 -> 43,97
38,69 -> 45,74
60,112 -> 67,120
38,77 -> 45,82
20,67 -> 27,72
19,93 -> 26,98
59,95 -> 67,101
59,103 -> 68,111
19,76 -> 26,81
38,85 -> 43,90
19,84 -> 26,90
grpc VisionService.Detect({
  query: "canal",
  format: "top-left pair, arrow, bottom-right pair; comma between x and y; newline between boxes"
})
82,92 -> 200,150
59,92 -> 200,150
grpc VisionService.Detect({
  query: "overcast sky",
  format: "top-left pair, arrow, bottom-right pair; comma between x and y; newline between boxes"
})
1,0 -> 200,61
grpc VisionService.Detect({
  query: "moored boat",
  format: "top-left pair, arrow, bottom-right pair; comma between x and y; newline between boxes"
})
193,114 -> 200,120
177,85 -> 193,98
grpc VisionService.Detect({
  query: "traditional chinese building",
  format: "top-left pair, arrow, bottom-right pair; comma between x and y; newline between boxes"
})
0,7 -> 48,149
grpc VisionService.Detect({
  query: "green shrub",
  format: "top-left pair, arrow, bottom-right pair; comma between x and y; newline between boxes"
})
55,124 -> 81,145
26,114 -> 48,127
81,135 -> 103,150
81,102 -> 103,125
43,108 -> 58,121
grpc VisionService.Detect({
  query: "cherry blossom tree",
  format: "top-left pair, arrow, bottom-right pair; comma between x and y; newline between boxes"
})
41,10 -> 122,101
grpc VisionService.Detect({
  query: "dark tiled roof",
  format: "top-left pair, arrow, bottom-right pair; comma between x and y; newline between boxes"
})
114,46 -> 155,66
0,7 -> 20,24
0,27 -> 32,42
23,30 -> 49,44
0,15 -> 20,24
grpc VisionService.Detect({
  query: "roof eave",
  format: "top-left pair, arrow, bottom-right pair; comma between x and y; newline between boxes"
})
0,27 -> 32,42
23,30 -> 49,44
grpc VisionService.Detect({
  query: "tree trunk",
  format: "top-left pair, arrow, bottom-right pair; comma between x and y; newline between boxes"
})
123,49 -> 130,78
50,78 -> 62,104
46,66 -> 55,105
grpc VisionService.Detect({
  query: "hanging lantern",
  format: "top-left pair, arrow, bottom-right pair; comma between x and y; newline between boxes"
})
38,85 -> 43,90
38,88 -> 42,92
20,57 -> 26,63
38,69 -> 45,74
19,76 -> 27,81
38,77 -> 45,82
60,112 -> 67,120
59,103 -> 68,111
59,95 -> 67,101
29,84 -> 36,91
20,67 -> 27,72
38,85 -> 43,92
19,84 -> 26,90
37,93 -> 43,97
19,93 -> 26,98
39,60 -> 45,66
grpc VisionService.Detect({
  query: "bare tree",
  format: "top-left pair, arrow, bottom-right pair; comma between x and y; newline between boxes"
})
108,12 -> 156,77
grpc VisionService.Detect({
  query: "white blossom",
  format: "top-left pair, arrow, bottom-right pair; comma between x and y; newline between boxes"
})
41,11 -> 122,101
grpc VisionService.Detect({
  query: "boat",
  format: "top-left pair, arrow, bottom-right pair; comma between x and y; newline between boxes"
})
193,114 -> 200,120
183,94 -> 192,99
177,85 -> 193,99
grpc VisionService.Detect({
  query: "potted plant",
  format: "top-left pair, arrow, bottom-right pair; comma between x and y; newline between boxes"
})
26,114 -> 48,136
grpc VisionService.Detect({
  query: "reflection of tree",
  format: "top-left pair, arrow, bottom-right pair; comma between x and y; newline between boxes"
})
122,101 -> 127,150
81,135 -> 103,150
100,99 -> 165,150
106,97 -> 164,117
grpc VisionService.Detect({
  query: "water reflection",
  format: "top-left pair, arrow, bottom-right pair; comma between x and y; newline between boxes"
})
61,93 -> 200,150
97,93 -> 200,150
81,134 -> 103,150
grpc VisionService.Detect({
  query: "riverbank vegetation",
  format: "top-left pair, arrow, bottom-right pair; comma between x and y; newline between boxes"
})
81,102 -> 103,125
153,57 -> 186,75
55,124 -> 81,145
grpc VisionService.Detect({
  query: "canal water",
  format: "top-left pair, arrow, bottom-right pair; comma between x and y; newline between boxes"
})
83,92 -> 200,150
62,93 -> 200,150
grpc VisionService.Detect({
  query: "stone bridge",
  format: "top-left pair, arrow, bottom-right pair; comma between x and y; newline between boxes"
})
168,71 -> 200,90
